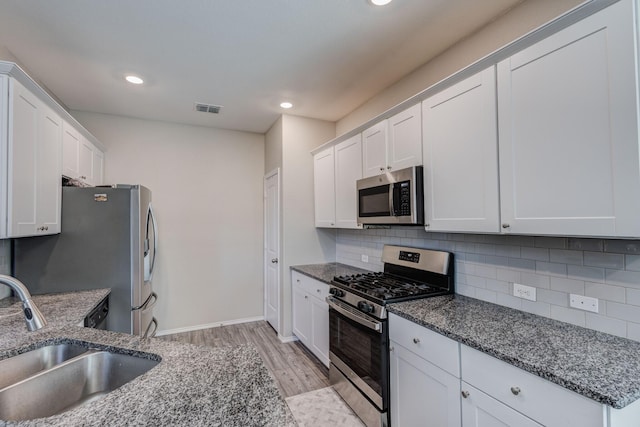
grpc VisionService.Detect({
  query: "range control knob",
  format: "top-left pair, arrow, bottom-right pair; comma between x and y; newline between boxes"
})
329,288 -> 345,298
357,301 -> 374,314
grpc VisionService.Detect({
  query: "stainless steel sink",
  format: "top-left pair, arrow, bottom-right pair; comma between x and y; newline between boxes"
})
0,343 -> 88,390
0,345 -> 159,421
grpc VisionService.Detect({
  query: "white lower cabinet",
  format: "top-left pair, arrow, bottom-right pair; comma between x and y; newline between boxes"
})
390,341 -> 461,427
389,313 -> 461,427
291,271 -> 329,367
390,315 -> 640,427
461,383 -> 542,427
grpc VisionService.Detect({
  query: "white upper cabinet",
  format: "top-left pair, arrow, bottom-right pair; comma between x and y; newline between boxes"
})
388,103 -> 422,171
362,120 -> 388,177
497,0 -> 640,237
334,134 -> 363,229
363,104 -> 422,178
313,146 -> 336,227
63,120 -> 104,186
313,135 -> 363,229
423,67 -> 500,233
4,78 -> 61,237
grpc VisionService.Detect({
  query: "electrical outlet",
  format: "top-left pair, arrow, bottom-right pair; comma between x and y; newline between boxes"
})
569,294 -> 599,313
513,283 -> 536,301
361,254 -> 369,263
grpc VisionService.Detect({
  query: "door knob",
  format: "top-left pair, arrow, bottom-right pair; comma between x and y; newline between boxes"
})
271,258 -> 278,263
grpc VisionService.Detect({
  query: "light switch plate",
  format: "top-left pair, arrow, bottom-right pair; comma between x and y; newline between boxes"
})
361,254 -> 369,263
570,294 -> 599,313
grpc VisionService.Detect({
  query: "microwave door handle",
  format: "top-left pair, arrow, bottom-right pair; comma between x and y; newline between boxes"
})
389,184 -> 395,216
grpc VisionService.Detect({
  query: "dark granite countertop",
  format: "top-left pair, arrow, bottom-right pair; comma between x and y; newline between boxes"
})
0,290 -> 295,426
291,262 -> 372,284
388,294 -> 640,409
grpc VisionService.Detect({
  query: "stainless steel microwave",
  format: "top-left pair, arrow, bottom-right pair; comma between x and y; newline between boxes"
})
357,166 -> 424,225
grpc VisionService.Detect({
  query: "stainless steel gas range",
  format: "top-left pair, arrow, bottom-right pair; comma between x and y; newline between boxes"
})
326,245 -> 454,427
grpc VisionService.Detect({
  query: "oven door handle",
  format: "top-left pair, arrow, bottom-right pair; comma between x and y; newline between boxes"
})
327,297 -> 383,333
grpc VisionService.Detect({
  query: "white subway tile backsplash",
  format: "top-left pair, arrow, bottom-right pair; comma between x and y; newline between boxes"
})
625,288 -> 640,307
585,282 -> 626,303
604,240 -> 640,254
605,301 -> 640,323
549,249 -> 583,265
625,255 -> 640,272
568,238 -> 604,252
550,305 -> 586,327
535,261 -> 567,277
537,288 -> 569,307
521,300 -> 551,317
534,236 -> 568,249
475,288 -> 497,303
628,322 -> 640,341
605,269 -> 640,289
549,277 -> 585,294
336,229 -> 640,342
496,292 -> 522,310
567,265 -> 605,282
584,252 -> 625,269
585,313 -> 627,338
520,247 -> 550,261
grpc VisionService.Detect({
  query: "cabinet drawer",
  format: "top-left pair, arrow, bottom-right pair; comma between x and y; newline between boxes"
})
292,271 -> 329,301
389,313 -> 460,377
461,345 -> 605,427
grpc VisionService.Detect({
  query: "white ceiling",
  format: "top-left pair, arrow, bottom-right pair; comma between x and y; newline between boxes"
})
0,0 -> 523,133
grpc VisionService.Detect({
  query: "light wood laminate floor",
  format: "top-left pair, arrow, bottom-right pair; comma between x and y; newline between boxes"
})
159,321 -> 330,398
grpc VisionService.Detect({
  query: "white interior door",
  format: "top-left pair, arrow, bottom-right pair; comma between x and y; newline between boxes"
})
264,169 -> 280,332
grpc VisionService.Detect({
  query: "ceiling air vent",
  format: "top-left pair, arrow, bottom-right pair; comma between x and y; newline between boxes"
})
194,103 -> 222,114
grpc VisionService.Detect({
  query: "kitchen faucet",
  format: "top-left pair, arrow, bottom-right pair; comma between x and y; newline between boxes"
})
0,274 -> 47,331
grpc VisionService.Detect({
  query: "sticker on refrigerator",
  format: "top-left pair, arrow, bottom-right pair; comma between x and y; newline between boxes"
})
94,194 -> 108,202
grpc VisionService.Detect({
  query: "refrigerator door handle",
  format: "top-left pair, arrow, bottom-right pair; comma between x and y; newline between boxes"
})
144,204 -> 159,281
133,291 -> 157,311
143,317 -> 158,339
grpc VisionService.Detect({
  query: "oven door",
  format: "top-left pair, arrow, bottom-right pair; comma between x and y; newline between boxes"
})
327,297 -> 388,411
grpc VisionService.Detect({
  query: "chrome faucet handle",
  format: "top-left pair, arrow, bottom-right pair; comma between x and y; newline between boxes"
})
0,274 -> 47,331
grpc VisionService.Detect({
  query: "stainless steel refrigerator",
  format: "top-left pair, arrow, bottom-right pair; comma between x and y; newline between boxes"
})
13,185 -> 158,337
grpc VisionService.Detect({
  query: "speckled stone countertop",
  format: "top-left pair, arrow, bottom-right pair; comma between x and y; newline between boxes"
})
0,290 -> 295,426
291,262 -> 372,284
388,294 -> 640,409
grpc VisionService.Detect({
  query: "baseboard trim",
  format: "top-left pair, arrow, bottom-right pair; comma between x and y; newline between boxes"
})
279,334 -> 299,343
155,315 -> 265,337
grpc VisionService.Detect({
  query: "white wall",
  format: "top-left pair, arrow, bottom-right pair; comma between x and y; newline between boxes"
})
265,115 -> 337,338
336,0 -> 583,134
72,111 -> 265,333
279,115 -> 336,337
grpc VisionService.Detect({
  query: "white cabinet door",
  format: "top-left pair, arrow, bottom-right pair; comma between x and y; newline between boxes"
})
497,0 -> 640,237
310,295 -> 329,367
36,104 -> 61,235
362,121 -> 388,178
461,383 -> 542,427
390,341 -> 461,427
78,138 -> 94,184
388,103 -> 422,172
8,78 -> 39,237
292,286 -> 311,345
334,134 -> 362,229
92,148 -> 104,185
423,67 -> 500,233
313,146 -> 336,227
62,121 -> 80,179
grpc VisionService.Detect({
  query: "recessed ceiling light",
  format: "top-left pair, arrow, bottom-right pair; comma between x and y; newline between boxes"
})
370,0 -> 392,5
125,75 -> 144,85
280,102 -> 293,109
